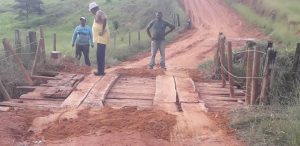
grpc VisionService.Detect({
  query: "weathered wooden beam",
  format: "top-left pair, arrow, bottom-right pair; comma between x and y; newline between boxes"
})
0,79 -> 11,100
31,75 -> 59,80
2,38 -> 34,85
227,41 -> 235,98
251,45 -> 261,105
245,41 -> 255,105
260,42 -> 277,105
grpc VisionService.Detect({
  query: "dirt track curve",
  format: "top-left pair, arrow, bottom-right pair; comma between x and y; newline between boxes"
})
1,0 -> 265,145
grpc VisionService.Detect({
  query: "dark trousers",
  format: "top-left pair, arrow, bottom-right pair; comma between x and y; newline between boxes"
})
96,43 -> 106,74
76,44 -> 91,66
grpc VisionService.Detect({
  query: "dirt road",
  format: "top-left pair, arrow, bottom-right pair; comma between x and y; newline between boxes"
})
1,0 -> 264,145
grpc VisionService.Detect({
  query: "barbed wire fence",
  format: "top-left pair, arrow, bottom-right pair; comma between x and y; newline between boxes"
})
213,32 -> 278,106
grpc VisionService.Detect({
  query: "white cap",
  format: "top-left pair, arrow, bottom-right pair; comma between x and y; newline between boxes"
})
80,17 -> 86,20
89,2 -> 99,11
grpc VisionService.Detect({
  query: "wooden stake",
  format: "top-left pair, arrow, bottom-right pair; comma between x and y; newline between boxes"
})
292,43 -> 300,73
53,33 -> 57,51
260,41 -> 277,105
28,31 -> 37,58
227,41 -> 235,98
138,31 -> 141,49
176,14 -> 180,27
113,31 -> 117,49
15,30 -> 22,54
2,39 -> 34,85
219,34 -> 227,88
40,26 -> 46,64
0,79 -> 11,100
31,39 -> 43,76
245,41 -> 255,105
129,31 -> 131,47
250,45 -> 261,105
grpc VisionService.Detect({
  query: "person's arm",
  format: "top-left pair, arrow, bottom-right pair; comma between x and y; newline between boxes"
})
72,27 -> 78,47
165,22 -> 175,36
95,11 -> 107,36
89,26 -> 94,48
146,20 -> 154,39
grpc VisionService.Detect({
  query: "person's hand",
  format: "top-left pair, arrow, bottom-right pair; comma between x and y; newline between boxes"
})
72,44 -> 74,47
91,44 -> 94,48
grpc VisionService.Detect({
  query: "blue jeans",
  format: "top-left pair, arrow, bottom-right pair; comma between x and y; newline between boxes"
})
75,44 -> 91,66
149,40 -> 166,68
96,43 -> 106,74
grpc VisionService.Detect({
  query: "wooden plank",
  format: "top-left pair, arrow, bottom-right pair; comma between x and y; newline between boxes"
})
80,74 -> 120,108
16,86 -> 37,90
41,86 -> 74,99
0,99 -> 61,109
106,92 -> 153,100
104,98 -> 153,108
0,106 -> 11,112
61,74 -> 102,108
109,88 -> 154,95
175,77 -> 199,103
153,75 -> 177,104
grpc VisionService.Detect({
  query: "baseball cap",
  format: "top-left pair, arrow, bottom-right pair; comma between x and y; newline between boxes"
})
89,2 -> 99,11
80,17 -> 86,21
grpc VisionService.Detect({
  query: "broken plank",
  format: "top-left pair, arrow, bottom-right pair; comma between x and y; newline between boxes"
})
41,86 -> 74,99
61,74 -> 102,108
153,75 -> 176,104
16,86 -> 37,90
175,77 -> 199,103
80,74 -> 120,108
31,75 -> 60,80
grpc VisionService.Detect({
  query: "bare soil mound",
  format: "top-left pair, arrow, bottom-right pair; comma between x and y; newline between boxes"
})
39,107 -> 176,141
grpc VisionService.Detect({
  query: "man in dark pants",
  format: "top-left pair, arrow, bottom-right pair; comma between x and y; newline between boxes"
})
147,11 -> 175,69
89,2 -> 110,76
72,17 -> 93,66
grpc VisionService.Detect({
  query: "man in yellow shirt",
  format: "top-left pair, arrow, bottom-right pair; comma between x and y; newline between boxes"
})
89,2 -> 110,76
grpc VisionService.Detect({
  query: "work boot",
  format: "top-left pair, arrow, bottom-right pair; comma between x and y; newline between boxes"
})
148,66 -> 154,69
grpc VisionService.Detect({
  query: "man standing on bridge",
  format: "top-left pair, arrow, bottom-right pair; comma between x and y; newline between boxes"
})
89,2 -> 110,76
147,11 -> 175,70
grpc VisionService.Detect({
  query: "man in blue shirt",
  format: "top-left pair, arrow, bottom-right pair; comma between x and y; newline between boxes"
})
72,17 -> 94,66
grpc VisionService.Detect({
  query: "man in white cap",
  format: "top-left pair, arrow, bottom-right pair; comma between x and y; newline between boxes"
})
72,17 -> 93,66
89,2 -> 110,76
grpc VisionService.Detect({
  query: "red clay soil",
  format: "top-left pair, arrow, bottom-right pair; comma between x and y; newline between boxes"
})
0,109 -> 51,146
38,107 -> 176,141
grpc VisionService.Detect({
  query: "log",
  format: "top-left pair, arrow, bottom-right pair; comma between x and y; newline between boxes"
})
245,41 -> 255,105
2,39 -> 34,85
227,41 -> 235,98
0,79 -> 11,100
219,34 -> 227,87
251,45 -> 261,105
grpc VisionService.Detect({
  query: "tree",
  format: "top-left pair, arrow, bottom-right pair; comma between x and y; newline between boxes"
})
14,0 -> 45,24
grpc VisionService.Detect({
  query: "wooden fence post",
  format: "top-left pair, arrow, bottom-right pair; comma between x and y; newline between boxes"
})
0,79 -> 11,100
53,33 -> 57,51
138,31 -> 141,49
31,39 -> 43,76
2,38 -> 34,85
292,43 -> 300,73
250,44 -> 261,105
15,30 -> 22,54
176,14 -> 180,27
260,41 -> 277,105
114,31 -> 117,49
28,31 -> 37,58
40,26 -> 46,64
129,31 -> 131,47
227,41 -> 235,98
219,34 -> 227,88
245,41 -> 255,105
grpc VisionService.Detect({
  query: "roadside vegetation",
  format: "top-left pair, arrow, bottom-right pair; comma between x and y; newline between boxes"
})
204,0 -> 300,145
0,0 -> 186,65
